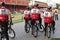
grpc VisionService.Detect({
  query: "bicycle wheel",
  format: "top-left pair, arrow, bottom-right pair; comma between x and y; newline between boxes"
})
32,24 -> 38,38
39,25 -> 44,32
47,25 -> 51,38
25,23 -> 30,33
36,20 -> 44,32
8,28 -> 15,39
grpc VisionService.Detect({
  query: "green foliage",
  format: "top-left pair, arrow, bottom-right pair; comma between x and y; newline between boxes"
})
51,38 -> 60,40
12,13 -> 24,24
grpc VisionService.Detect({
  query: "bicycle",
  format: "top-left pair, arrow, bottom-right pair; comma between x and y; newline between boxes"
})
32,20 -> 44,38
25,20 -> 31,33
8,22 -> 15,39
45,23 -> 54,38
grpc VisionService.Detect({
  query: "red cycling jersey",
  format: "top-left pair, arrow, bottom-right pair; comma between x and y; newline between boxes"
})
24,10 -> 30,19
44,10 -> 53,23
31,7 -> 40,20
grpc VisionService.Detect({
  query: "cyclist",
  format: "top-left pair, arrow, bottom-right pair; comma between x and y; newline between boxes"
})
0,2 -> 12,40
31,4 -> 42,29
24,7 -> 31,27
43,7 -> 54,36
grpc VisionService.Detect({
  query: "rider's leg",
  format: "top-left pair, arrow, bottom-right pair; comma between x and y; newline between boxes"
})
24,18 -> 26,24
25,18 -> 29,26
31,19 -> 35,27
44,23 -> 48,36
54,15 -> 56,20
39,18 -> 42,29
1,25 -> 4,39
4,21 -> 9,40
55,14 -> 57,20
31,19 -> 35,35
52,20 -> 55,30
29,18 -> 31,27
4,30 -> 9,40
57,14 -> 58,20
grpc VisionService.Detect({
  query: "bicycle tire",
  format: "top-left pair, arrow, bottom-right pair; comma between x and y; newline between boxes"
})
8,28 -> 15,39
32,23 -> 38,38
25,23 -> 30,33
36,21 -> 44,32
39,25 -> 44,32
47,25 -> 51,38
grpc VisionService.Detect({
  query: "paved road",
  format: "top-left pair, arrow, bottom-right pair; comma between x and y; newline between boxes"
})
9,14 -> 60,40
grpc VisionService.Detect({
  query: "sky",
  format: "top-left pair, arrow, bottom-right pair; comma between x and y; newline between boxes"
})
35,0 -> 60,4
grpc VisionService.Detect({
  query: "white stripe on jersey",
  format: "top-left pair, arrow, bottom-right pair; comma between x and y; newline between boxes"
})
0,9 -> 10,15
24,10 -> 30,14
31,8 -> 39,14
44,11 -> 53,17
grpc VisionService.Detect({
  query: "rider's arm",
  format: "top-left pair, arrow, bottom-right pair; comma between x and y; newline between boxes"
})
8,11 -> 12,24
30,9 -> 33,16
23,11 -> 25,18
24,10 -> 26,19
51,12 -> 54,20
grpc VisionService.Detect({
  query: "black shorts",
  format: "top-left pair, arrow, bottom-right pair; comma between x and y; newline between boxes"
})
0,20 -> 9,31
31,18 -> 42,26
24,18 -> 31,23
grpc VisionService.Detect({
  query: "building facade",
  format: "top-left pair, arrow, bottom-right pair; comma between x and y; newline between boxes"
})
0,0 -> 48,13
0,0 -> 29,13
